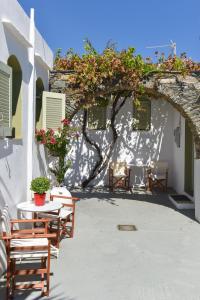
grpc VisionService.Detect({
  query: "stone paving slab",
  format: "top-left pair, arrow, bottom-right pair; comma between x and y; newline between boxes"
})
0,191 -> 199,300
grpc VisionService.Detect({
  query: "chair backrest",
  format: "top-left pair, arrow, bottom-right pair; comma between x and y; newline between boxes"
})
150,161 -> 168,175
50,187 -> 73,205
110,162 -> 127,177
0,206 -> 11,235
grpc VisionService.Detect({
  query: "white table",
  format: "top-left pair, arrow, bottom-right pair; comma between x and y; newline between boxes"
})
17,201 -> 62,213
17,201 -> 63,257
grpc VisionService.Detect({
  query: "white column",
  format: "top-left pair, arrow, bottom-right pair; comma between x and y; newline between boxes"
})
26,8 -> 35,201
194,159 -> 200,222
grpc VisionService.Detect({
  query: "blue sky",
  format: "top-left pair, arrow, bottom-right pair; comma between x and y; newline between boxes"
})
18,0 -> 200,61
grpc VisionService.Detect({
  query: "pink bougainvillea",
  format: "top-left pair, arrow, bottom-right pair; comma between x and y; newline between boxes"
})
35,119 -> 79,185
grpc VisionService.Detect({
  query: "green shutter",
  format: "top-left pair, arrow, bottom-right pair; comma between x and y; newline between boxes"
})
133,99 -> 151,131
0,61 -> 12,137
42,91 -> 65,131
88,106 -> 107,130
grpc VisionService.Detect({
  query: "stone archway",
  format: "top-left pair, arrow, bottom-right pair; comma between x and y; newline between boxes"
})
143,74 -> 200,158
50,71 -> 200,158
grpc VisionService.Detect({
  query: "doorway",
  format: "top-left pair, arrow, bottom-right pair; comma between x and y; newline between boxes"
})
184,120 -> 194,196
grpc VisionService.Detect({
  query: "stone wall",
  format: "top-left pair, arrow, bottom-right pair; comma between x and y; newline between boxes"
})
49,71 -> 200,158
144,74 -> 200,158
49,71 -> 81,119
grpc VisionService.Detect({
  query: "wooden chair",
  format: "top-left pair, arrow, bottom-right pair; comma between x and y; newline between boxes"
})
37,187 -> 79,249
146,161 -> 168,192
109,162 -> 131,191
50,187 -> 79,240
0,206 -> 56,299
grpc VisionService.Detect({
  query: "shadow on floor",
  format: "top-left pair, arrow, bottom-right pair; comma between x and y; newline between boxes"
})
0,269 -> 75,300
70,187 -> 196,222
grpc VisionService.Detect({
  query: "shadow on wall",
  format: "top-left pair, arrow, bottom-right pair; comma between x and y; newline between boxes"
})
36,144 -> 48,177
0,181 -> 12,277
0,199 -> 6,277
65,98 -> 174,187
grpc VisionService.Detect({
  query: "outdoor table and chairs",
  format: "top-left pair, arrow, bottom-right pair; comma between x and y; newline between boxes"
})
17,200 -> 63,256
0,188 -> 79,299
17,189 -> 79,251
108,161 -> 169,192
0,205 -> 56,299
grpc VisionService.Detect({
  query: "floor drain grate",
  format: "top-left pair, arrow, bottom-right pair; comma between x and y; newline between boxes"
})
117,225 -> 137,231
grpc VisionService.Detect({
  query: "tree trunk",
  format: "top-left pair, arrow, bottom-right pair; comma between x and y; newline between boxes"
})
81,94 -> 128,188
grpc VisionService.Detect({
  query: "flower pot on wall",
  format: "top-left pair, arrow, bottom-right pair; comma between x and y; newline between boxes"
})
34,193 -> 46,206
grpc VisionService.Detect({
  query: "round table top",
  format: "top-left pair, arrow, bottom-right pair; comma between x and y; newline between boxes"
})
17,201 -> 62,212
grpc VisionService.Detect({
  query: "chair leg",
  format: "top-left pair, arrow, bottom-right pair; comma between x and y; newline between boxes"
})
71,213 -> 75,238
6,257 -> 11,300
42,244 -> 51,297
11,259 -> 16,298
56,218 -> 61,248
41,258 -> 45,295
162,179 -> 167,192
46,245 -> 51,296
147,178 -> 152,192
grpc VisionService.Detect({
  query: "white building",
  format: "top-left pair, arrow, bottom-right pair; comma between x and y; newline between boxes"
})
0,0 -> 54,217
64,85 -> 200,221
1,0 -> 200,279
67,99 -> 191,195
0,0 -> 69,275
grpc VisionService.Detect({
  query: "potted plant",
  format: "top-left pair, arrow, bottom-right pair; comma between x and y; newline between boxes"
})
30,177 -> 50,206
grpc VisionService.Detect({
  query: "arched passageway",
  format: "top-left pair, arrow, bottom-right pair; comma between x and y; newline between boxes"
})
143,74 -> 200,158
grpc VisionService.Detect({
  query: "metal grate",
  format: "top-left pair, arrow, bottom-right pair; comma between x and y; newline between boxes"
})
117,225 -> 137,231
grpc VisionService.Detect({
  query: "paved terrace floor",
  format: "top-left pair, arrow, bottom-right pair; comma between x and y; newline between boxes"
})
1,189 -> 200,300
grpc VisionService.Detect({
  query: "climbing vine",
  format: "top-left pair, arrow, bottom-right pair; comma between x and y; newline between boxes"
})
53,41 -> 200,187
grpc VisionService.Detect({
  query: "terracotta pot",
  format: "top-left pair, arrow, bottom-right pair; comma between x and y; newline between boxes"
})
34,193 -> 46,206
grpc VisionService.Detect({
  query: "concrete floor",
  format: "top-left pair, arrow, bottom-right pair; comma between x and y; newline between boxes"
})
1,190 -> 200,300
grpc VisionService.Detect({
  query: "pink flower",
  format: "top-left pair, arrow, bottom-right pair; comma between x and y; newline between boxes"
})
61,118 -> 70,126
50,137 -> 56,144
49,128 -> 55,135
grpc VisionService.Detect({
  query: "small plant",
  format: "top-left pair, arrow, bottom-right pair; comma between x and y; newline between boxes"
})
35,119 -> 79,186
30,177 -> 50,194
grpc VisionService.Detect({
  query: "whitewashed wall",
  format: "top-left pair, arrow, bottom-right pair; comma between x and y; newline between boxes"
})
172,112 -> 185,194
194,160 -> 200,221
0,0 -> 52,211
66,97 -> 197,209
66,98 -> 177,188
0,0 -> 52,275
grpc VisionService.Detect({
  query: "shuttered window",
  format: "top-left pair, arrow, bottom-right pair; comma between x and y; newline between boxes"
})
87,105 -> 107,130
0,61 -> 12,137
133,98 -> 151,131
42,91 -> 65,131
